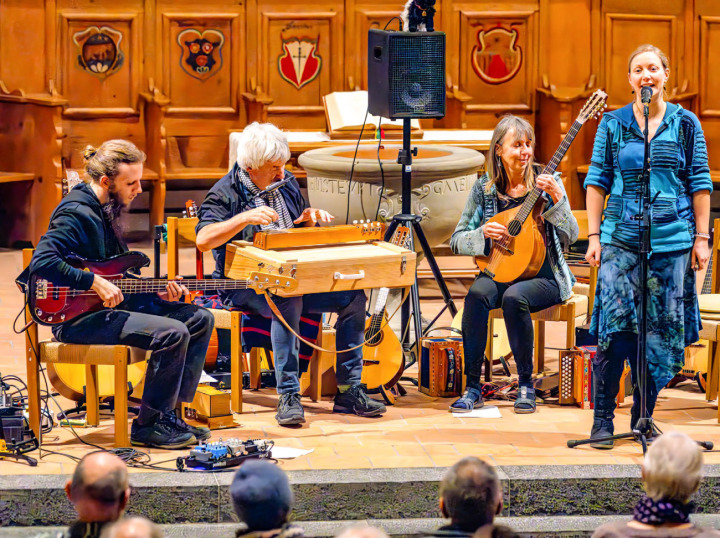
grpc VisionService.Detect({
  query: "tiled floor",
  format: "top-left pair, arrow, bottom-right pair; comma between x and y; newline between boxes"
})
2,246 -> 719,476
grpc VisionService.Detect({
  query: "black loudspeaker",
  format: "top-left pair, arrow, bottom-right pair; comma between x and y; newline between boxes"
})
367,29 -> 446,120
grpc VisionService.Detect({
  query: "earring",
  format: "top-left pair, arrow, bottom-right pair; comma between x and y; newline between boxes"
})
631,89 -> 635,94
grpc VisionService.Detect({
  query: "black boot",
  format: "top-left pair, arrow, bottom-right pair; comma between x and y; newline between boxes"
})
333,384 -> 386,417
589,416 -> 615,449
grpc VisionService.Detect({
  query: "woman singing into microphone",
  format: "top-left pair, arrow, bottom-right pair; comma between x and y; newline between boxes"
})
584,44 -> 712,448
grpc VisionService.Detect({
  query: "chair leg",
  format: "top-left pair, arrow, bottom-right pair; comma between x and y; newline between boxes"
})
85,364 -> 100,427
114,350 -> 129,447
707,340 -> 720,402
534,321 -> 545,374
308,327 -> 323,402
249,349 -> 262,390
230,311 -> 243,413
485,317 -> 494,382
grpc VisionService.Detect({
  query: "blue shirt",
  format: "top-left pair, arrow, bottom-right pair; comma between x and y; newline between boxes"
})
584,102 -> 712,253
196,163 -> 307,279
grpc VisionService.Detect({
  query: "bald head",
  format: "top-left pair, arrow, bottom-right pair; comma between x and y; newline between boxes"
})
439,457 -> 502,531
66,451 -> 130,522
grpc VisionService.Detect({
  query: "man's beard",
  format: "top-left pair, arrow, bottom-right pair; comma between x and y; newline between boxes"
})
103,190 -> 129,239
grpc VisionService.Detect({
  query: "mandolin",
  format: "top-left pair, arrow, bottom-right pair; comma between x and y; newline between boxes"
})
475,90 -> 607,283
360,226 -> 411,393
26,251 -> 297,326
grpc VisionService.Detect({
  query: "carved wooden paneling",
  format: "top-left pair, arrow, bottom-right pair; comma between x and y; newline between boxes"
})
252,3 -> 344,128
700,16 -> 720,117
58,11 -> 141,117
0,0 -> 49,94
160,11 -> 242,114
603,13 -> 677,107
457,8 -> 538,127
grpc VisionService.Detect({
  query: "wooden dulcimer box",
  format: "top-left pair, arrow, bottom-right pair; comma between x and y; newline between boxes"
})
224,229 -> 416,296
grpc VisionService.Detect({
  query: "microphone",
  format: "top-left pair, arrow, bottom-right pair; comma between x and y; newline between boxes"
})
641,86 -> 653,104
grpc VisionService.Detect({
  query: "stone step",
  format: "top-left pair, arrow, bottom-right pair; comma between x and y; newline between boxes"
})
3,465 -> 720,528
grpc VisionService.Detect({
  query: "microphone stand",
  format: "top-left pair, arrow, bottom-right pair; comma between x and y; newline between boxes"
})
568,94 -> 713,453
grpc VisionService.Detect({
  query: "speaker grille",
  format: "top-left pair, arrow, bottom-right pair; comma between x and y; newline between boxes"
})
389,34 -> 445,118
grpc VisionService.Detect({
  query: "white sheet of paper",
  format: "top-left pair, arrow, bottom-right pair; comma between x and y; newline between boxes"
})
271,446 -> 314,459
199,371 -> 218,384
452,405 -> 502,418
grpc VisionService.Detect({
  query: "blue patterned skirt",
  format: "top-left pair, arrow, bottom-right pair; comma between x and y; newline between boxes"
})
589,244 -> 701,391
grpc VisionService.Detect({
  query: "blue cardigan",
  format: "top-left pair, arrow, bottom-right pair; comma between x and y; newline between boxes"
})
584,102 -> 713,253
450,172 -> 579,301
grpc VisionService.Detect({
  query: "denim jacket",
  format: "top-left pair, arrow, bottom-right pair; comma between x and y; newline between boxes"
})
450,172 -> 579,301
584,102 -> 713,253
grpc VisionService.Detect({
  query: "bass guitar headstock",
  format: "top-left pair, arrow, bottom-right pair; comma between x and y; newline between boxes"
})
185,199 -> 199,218
578,89 -> 608,124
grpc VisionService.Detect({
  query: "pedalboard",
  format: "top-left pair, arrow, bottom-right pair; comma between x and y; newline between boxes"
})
176,438 -> 272,471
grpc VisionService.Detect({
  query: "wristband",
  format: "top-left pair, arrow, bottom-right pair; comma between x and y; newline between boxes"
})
695,232 -> 710,239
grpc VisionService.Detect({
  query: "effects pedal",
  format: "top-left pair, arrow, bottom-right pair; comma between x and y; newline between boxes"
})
176,438 -> 273,471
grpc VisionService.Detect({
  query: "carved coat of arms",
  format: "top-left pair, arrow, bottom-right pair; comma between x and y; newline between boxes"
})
278,37 -> 322,89
72,26 -> 124,79
472,26 -> 522,85
178,29 -> 225,81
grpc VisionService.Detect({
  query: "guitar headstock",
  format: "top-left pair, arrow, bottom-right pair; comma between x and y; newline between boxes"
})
62,170 -> 83,198
185,199 -> 199,218
578,90 -> 608,124
248,272 -> 298,293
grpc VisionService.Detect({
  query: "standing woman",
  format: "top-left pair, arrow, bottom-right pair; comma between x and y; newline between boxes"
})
585,44 -> 712,448
450,115 -> 579,414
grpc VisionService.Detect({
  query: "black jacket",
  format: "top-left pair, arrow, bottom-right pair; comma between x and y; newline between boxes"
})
27,182 -> 126,291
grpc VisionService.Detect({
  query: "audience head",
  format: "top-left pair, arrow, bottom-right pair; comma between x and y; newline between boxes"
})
230,460 -> 294,531
235,122 -> 290,179
336,525 -> 390,538
65,451 -> 130,523
100,516 -> 163,538
643,431 -> 702,504
439,457 -> 502,532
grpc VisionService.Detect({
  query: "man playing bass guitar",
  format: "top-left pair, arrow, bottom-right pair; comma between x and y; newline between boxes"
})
22,140 -> 215,449
450,115 -> 579,414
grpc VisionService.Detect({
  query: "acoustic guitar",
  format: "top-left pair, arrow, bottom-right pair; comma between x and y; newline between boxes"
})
360,226 -> 411,391
476,89 -> 607,283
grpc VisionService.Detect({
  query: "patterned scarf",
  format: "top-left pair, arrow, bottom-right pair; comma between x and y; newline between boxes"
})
633,494 -> 693,525
236,166 -> 294,230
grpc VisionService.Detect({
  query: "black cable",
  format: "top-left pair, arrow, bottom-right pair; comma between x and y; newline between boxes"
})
345,106 -> 371,224
374,123 -> 386,221
383,16 -> 403,31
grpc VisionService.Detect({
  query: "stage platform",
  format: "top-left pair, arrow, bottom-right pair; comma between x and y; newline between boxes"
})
2,246 -> 720,536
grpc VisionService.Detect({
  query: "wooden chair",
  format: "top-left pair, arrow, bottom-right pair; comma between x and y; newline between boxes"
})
697,218 -> 720,409
483,210 -> 596,381
22,250 -> 146,447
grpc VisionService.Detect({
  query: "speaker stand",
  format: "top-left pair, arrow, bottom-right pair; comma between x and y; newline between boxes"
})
385,119 -> 458,373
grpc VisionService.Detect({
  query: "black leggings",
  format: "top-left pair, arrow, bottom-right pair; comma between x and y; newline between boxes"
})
462,274 -> 561,386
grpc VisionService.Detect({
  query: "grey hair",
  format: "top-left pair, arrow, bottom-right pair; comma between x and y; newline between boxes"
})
236,122 -> 291,170
485,115 -> 536,194
643,431 -> 702,503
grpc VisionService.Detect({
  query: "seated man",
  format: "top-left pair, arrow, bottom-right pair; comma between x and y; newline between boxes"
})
25,140 -> 214,449
196,122 -> 386,426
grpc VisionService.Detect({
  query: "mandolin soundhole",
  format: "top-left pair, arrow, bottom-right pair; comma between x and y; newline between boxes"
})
507,220 -> 522,236
365,328 -> 384,347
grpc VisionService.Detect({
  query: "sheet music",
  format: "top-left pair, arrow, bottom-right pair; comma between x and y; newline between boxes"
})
422,130 -> 494,142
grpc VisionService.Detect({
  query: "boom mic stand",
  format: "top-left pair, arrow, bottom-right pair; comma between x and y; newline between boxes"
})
568,91 -> 712,453
384,118 -> 458,370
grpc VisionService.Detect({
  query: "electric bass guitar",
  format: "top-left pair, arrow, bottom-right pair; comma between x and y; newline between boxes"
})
475,89 -> 607,283
26,251 -> 297,326
360,226 -> 411,392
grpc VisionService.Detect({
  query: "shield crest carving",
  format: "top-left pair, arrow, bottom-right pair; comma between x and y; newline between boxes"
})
72,26 -> 124,79
472,26 -> 522,85
178,29 -> 225,81
278,37 -> 322,89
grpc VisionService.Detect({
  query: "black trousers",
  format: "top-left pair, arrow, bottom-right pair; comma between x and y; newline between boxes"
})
53,294 -> 215,422
462,274 -> 561,385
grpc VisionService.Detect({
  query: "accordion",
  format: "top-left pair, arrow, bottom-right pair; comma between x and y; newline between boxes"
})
419,332 -> 464,398
559,346 -> 630,408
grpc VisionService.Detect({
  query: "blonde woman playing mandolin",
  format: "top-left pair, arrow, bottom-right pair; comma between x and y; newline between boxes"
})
450,115 -> 579,414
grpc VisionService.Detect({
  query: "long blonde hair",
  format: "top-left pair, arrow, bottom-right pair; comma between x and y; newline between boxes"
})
485,115 -> 536,194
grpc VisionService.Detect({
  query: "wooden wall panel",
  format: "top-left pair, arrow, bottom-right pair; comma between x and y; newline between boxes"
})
59,11 -> 142,117
457,7 -> 538,127
0,0 -> 48,93
699,17 -> 720,117
160,11 -> 241,114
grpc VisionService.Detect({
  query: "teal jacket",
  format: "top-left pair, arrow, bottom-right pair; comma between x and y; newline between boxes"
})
584,102 -> 712,253
450,172 -> 579,301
